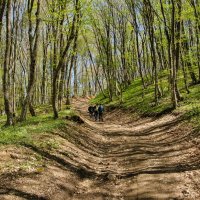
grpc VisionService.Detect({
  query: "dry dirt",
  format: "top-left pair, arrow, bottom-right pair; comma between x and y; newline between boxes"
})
0,98 -> 200,200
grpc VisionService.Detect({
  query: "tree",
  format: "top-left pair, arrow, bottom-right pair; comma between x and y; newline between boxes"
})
20,0 -> 41,121
3,0 -> 14,126
52,0 -> 80,119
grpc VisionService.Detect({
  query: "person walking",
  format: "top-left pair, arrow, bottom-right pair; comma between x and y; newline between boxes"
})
88,105 -> 94,118
98,104 -> 104,122
93,105 -> 98,121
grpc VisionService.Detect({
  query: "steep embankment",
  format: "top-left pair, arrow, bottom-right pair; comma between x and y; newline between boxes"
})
0,98 -> 200,199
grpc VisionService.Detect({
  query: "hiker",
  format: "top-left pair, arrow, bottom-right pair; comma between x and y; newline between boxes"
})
88,105 -> 94,118
98,104 -> 104,122
93,105 -> 99,121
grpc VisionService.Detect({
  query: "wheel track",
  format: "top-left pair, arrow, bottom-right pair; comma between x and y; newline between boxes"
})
1,98 -> 199,199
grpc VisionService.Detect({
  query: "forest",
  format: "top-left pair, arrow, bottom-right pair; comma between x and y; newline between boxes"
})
0,0 -> 200,199
0,0 -> 199,125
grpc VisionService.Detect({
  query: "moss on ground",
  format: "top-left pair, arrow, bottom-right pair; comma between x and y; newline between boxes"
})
0,106 -> 76,146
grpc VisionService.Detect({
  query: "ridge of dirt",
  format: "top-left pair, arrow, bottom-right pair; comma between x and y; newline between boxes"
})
0,98 -> 200,200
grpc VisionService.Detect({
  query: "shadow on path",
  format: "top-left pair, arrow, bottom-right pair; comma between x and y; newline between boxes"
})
0,187 -> 47,200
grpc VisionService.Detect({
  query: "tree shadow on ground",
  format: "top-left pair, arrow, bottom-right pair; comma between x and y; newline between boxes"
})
1,126 -> 198,199
103,116 -> 183,137
121,159 -> 200,179
21,128 -> 200,181
21,143 -> 105,180
0,187 -> 47,200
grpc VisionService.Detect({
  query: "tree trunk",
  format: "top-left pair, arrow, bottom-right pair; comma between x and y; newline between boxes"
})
73,55 -> 78,97
41,30 -> 48,104
20,0 -> 41,121
0,0 -> 6,42
52,0 -> 80,118
3,0 -> 14,126
174,0 -> 182,101
171,0 -> 178,109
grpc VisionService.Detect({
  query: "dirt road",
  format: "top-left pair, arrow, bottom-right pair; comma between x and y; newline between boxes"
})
0,98 -> 200,199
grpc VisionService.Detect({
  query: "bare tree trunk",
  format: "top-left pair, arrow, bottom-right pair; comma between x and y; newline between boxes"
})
66,54 -> 75,105
65,4 -> 80,105
12,1 -> 20,116
171,0 -> 178,108
3,0 -> 14,126
52,0 -> 80,118
41,28 -> 49,104
0,0 -> 6,42
190,0 -> 200,81
181,50 -> 190,94
175,0 -> 182,101
73,54 -> 78,97
20,0 -> 41,121
143,0 -> 159,105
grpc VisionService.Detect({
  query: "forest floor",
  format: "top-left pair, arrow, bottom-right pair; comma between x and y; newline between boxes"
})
0,98 -> 200,200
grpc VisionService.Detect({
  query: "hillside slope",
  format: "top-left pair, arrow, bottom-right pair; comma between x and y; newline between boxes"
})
91,77 -> 200,124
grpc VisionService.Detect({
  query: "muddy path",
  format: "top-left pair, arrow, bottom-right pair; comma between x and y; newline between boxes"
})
0,98 -> 200,200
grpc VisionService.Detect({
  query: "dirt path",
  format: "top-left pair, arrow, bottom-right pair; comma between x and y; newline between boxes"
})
0,98 -> 200,200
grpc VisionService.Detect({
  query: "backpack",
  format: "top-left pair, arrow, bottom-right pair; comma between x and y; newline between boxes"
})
98,105 -> 104,113
88,106 -> 92,112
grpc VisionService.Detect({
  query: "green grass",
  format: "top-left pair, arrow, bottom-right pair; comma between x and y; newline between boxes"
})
91,78 -> 171,115
0,106 -> 76,146
91,68 -> 200,123
0,106 -> 78,174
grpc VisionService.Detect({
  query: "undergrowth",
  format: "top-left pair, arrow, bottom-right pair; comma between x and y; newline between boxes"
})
91,68 -> 200,125
0,106 -> 76,147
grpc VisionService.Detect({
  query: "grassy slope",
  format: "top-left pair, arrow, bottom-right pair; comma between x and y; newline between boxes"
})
0,68 -> 200,146
91,69 -> 200,124
0,105 -> 76,147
